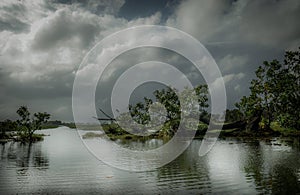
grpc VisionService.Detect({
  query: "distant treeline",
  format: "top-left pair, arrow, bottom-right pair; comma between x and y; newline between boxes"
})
41,120 -> 76,129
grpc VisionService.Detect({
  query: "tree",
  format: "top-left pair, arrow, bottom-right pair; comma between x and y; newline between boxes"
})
250,62 -> 277,129
16,106 -> 50,142
236,47 -> 300,131
0,119 -> 17,138
224,109 -> 244,123
274,49 -> 300,129
128,98 -> 153,125
128,85 -> 209,136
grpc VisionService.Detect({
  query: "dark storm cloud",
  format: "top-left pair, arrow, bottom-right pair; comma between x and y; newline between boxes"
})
0,0 -> 161,121
31,9 -> 101,51
0,2 -> 30,33
50,0 -> 125,15
166,0 -> 300,108
0,0 -> 299,121
0,19 -> 30,33
118,0 -> 180,21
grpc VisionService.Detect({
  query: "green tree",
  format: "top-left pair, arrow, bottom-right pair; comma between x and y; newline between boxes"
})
274,49 -> 300,129
16,106 -> 50,142
250,62 -> 277,129
236,47 -> 300,130
128,98 -> 153,125
224,109 -> 244,123
129,85 -> 209,136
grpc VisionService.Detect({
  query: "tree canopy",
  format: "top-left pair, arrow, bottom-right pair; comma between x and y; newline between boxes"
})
126,85 -> 209,136
236,48 -> 300,131
16,106 -> 50,142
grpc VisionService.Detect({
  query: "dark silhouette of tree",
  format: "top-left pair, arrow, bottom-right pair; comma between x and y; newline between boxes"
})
16,106 -> 50,142
0,119 -> 17,138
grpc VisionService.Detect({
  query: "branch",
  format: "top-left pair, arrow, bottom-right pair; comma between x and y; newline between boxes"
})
98,108 -> 115,120
92,116 -> 116,121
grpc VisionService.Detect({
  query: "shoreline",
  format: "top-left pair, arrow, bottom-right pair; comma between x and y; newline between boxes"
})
1,124 -> 299,144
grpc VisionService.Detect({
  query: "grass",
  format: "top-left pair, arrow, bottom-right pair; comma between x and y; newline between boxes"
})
13,133 -> 45,142
82,132 -> 103,139
78,121 -> 300,141
76,124 -> 102,130
81,131 -> 159,141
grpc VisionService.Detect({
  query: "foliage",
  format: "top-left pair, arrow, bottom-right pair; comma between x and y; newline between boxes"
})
41,120 -> 63,129
128,85 -> 209,137
224,109 -> 244,123
101,123 -> 127,135
0,119 -> 17,138
16,106 -> 50,142
82,132 -> 103,139
236,48 -> 300,130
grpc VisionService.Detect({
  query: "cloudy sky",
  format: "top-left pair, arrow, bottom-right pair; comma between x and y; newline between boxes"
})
0,0 -> 299,122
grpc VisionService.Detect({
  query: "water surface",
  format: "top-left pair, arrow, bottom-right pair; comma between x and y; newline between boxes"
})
0,126 -> 299,194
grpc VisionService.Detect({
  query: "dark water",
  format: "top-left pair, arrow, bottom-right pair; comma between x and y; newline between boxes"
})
1,126 -> 300,194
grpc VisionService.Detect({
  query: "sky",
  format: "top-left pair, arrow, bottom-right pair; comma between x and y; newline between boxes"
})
0,0 -> 299,122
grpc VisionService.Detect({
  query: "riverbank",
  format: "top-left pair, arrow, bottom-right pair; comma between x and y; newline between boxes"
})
80,122 -> 300,141
82,125 -> 300,141
0,132 -> 49,143
2,121 -> 298,144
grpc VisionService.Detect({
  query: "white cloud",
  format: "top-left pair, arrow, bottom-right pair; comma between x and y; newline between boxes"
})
234,84 -> 241,92
0,2 -> 162,83
0,0 -> 162,120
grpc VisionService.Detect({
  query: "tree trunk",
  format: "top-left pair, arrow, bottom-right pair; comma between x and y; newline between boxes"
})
246,110 -> 262,132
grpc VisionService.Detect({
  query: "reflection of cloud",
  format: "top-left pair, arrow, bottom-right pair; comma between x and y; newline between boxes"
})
207,142 -> 256,193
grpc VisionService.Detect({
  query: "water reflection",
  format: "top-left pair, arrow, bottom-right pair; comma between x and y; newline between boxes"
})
0,127 -> 299,194
116,138 -> 165,150
243,139 -> 300,194
156,140 -> 211,193
0,141 -> 50,193
2,142 -> 49,170
243,140 -> 269,193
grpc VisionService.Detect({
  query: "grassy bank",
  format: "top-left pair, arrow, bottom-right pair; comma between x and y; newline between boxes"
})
81,121 -> 299,141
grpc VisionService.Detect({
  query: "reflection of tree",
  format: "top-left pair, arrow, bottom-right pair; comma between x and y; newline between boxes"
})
1,143 -> 6,160
16,143 -> 31,168
243,140 -> 271,193
155,141 -> 211,193
271,164 -> 300,194
3,142 -> 49,175
243,140 -> 300,194
33,148 -> 49,168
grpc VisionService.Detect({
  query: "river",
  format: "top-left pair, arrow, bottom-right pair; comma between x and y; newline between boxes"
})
0,126 -> 299,194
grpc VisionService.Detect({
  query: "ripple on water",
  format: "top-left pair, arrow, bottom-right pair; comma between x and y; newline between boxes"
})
0,127 -> 300,194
